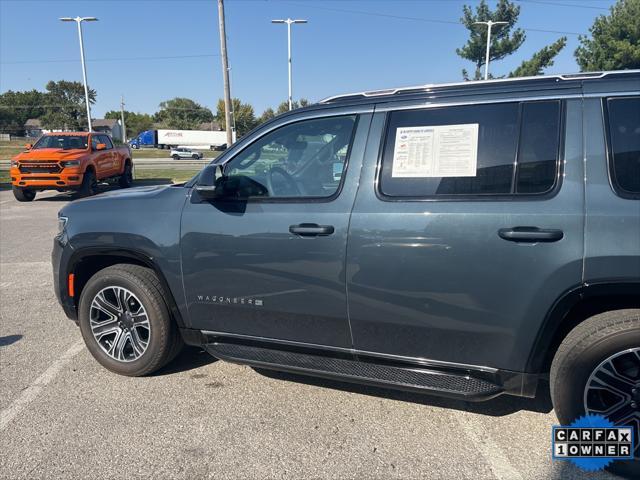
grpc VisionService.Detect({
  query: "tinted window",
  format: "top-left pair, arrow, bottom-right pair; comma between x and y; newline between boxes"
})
607,97 -> 640,196
99,135 -> 114,149
33,135 -> 88,150
225,115 -> 357,199
380,101 -> 561,197
516,101 -> 561,194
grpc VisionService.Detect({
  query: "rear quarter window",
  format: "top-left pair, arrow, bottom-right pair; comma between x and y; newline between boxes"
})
605,97 -> 640,199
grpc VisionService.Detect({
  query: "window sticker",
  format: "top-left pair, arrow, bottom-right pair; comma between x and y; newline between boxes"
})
391,124 -> 479,178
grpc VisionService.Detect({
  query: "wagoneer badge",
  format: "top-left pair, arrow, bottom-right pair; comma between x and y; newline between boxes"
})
196,295 -> 263,307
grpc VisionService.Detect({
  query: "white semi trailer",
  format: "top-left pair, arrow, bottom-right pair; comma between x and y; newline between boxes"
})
130,129 -> 236,150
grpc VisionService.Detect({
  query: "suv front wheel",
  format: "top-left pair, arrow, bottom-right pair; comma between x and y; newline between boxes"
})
551,309 -> 640,477
78,264 -> 183,376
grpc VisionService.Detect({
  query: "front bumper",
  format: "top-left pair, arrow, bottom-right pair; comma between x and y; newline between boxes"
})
11,166 -> 84,189
52,233 -> 78,322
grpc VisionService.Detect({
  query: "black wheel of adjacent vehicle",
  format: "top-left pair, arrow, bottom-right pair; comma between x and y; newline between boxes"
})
192,154 -> 199,159
551,310 -> 640,478
78,264 -> 183,376
118,162 -> 133,188
12,186 -> 36,202
172,154 -> 180,160
77,169 -> 98,197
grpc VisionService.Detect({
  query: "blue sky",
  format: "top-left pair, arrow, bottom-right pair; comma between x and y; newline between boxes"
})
0,0 -> 617,118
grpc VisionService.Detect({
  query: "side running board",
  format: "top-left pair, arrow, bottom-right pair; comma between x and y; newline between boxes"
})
204,340 -> 505,401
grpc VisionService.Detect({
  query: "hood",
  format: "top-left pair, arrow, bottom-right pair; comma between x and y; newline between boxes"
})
14,148 -> 89,161
85,184 -> 172,201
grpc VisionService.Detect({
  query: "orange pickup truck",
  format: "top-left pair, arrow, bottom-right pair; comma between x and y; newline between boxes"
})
10,132 -> 133,202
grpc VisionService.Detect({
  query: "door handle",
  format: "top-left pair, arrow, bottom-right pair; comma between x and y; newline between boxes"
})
498,227 -> 563,243
289,223 -> 335,237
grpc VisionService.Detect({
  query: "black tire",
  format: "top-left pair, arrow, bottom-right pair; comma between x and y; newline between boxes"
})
192,154 -> 199,159
172,154 -> 180,160
118,162 -> 133,188
78,264 -> 182,376
12,186 -> 36,202
77,169 -> 98,197
551,309 -> 640,478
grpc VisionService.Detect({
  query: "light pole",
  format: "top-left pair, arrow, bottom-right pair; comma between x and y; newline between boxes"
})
271,18 -> 307,111
473,20 -> 508,80
60,16 -> 98,131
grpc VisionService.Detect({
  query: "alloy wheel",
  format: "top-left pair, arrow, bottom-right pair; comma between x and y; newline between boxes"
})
89,286 -> 151,362
584,347 -> 640,457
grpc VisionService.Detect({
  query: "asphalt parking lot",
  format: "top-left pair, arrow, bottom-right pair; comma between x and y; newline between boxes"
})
0,186 -> 616,479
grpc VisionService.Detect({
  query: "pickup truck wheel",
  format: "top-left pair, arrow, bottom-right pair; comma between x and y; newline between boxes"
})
77,170 -> 97,197
118,163 -> 133,188
550,310 -> 640,477
12,186 -> 36,202
78,264 -> 182,376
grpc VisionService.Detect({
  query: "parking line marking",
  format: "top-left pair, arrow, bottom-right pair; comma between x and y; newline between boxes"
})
454,410 -> 523,480
0,340 -> 84,432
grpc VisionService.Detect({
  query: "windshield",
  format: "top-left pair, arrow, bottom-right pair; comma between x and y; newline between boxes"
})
33,135 -> 89,150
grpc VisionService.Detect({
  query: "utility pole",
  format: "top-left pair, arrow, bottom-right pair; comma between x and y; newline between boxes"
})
271,18 -> 307,110
473,20 -> 508,80
120,95 -> 127,142
217,0 -> 233,146
60,16 -> 98,131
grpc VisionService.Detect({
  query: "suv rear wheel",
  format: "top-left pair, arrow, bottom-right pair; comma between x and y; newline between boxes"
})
172,154 -> 180,160
12,186 -> 36,202
551,309 -> 640,477
78,264 -> 183,376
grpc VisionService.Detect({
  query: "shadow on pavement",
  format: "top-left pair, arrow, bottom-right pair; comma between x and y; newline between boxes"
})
253,367 -> 554,417
154,346 -> 218,376
0,334 -> 23,347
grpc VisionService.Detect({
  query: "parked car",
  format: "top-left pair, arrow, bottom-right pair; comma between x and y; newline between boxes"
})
53,71 -> 639,476
10,132 -> 132,201
170,148 -> 203,160
213,143 -> 228,151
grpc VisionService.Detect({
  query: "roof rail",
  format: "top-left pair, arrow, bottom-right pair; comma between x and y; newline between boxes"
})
318,69 -> 640,104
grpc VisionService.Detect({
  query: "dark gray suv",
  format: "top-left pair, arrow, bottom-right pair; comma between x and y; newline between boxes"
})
53,71 -> 639,472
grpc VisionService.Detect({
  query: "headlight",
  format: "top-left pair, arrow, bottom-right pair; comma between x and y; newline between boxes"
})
58,216 -> 68,235
62,160 -> 80,167
10,160 -> 18,167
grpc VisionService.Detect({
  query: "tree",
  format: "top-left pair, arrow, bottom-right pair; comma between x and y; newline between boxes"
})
509,37 -> 567,77
40,80 -> 96,131
457,0 -> 566,79
105,110 -> 154,139
258,107 -> 276,125
276,98 -> 310,115
457,0 -> 525,80
154,97 -> 213,130
215,98 -> 257,137
0,89 -> 47,135
575,0 -> 640,71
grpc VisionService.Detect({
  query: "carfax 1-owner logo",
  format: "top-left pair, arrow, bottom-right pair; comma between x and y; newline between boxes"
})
552,414 -> 635,472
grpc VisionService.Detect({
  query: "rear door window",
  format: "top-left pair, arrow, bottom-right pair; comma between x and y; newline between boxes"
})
379,101 -> 561,198
606,97 -> 640,198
